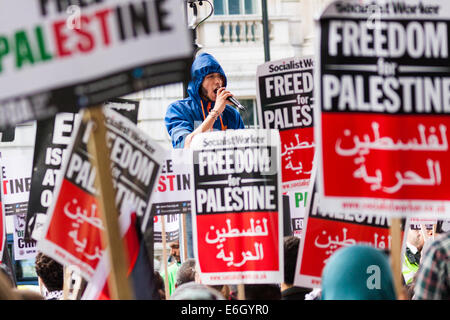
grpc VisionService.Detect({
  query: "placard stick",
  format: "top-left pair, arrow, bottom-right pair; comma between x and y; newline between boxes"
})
62,266 -> 82,300
69,268 -> 83,300
182,214 -> 188,261
84,107 -> 133,300
62,266 -> 71,300
161,216 -> 170,299
38,278 -> 46,297
389,217 -> 403,299
237,284 -> 246,300
432,224 -> 436,240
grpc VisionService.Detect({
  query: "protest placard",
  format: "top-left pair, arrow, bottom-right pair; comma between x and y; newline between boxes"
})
0,150 -> 33,217
287,190 -> 308,238
190,129 -> 283,285
13,213 -> 37,260
316,0 -> 450,218
0,0 -> 192,128
37,107 -> 163,281
295,180 -> 405,289
26,99 -> 140,240
257,56 -> 315,192
151,149 -> 192,243
0,149 -> 35,260
25,112 -> 79,240
154,214 -> 179,243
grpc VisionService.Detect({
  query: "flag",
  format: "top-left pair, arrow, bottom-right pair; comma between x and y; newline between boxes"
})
82,205 -> 159,300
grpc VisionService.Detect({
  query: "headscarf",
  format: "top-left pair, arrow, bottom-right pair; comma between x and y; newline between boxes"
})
321,245 -> 396,300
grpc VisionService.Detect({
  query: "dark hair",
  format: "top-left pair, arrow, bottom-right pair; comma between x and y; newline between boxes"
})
35,252 -> 63,292
176,258 -> 196,287
153,271 -> 165,300
284,236 -> 300,285
244,284 -> 281,300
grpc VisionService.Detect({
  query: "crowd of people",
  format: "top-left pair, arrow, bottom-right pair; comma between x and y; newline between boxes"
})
153,226 -> 449,301
1,224 -> 448,300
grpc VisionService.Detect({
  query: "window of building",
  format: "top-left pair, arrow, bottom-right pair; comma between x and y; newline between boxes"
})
238,99 -> 258,128
213,0 -> 257,15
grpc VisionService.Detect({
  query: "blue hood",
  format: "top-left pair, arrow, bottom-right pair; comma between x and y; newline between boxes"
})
187,53 -> 227,105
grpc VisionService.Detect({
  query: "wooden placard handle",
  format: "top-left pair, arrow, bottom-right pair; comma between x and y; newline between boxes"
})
389,217 -> 404,300
84,106 -> 133,300
161,217 -> 170,299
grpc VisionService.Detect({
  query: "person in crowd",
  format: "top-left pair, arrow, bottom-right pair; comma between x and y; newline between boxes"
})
153,271 -> 166,300
176,258 -> 233,299
34,252 -> 64,300
281,236 -> 312,300
0,271 -> 19,300
13,288 -> 44,300
170,282 -> 225,300
244,284 -> 281,300
413,231 -> 450,300
160,241 -> 182,297
176,258 -> 196,288
0,263 -> 15,288
321,245 -> 396,300
165,53 -> 245,259
209,284 -> 233,300
165,52 -> 244,149
420,220 -> 450,261
0,266 -> 43,300
168,240 -> 181,264
402,225 -> 425,285
404,223 -> 443,299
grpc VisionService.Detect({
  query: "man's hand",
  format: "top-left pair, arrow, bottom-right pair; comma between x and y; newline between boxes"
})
184,87 -> 233,149
184,132 -> 195,149
213,87 -> 233,114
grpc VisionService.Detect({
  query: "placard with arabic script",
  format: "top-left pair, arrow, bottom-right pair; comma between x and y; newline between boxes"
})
256,56 -> 315,192
190,129 -> 283,285
37,108 -> 163,280
294,181 -> 406,288
26,99 -> 140,241
0,0 -> 191,129
316,0 -> 450,218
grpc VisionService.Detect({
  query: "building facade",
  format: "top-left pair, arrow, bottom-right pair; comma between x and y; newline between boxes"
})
130,0 -> 332,149
0,0 -> 332,252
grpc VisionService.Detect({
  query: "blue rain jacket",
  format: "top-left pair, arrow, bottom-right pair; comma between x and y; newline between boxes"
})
165,53 -> 245,148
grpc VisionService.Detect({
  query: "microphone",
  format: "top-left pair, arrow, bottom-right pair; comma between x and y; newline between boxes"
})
227,96 -> 246,111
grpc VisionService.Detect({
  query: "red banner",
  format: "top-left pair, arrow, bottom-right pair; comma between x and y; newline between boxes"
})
257,57 -> 315,192
322,114 -> 450,200
37,108 -> 163,280
196,211 -> 279,273
316,1 -> 450,218
191,129 -> 283,284
295,188 -> 405,288
43,179 -> 104,278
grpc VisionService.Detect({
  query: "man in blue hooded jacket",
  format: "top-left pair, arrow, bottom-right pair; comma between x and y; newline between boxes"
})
165,53 -> 245,258
165,52 -> 245,148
